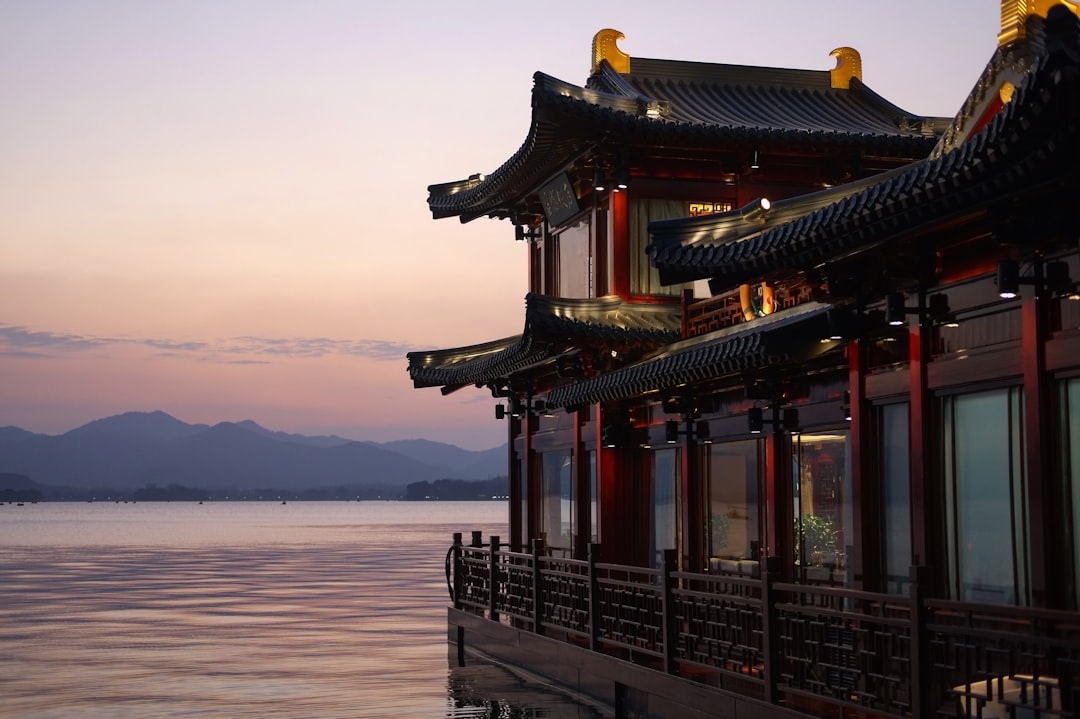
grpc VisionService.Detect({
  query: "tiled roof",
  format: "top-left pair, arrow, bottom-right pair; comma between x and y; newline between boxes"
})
646,9 -> 1080,290
406,294 -> 681,391
545,302 -> 836,410
591,57 -> 948,137
406,335 -> 532,392
428,51 -> 946,223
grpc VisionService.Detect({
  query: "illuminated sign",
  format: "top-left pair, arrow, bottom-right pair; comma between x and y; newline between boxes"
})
688,201 -> 733,217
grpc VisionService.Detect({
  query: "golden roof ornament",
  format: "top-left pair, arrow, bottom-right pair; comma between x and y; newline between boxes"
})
829,47 -> 862,89
592,29 -> 630,74
999,0 -> 1080,46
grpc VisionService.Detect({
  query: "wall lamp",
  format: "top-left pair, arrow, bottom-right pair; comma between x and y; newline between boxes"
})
996,260 -> 1021,298
593,167 -> 609,192
824,307 -> 862,341
602,423 -> 625,448
748,405 -> 799,434
841,390 -> 852,421
495,397 -> 552,420
750,149 -> 761,170
928,293 -> 960,327
997,259 -> 1075,299
738,196 -> 772,224
664,419 -> 712,445
885,292 -> 958,328
613,167 -> 630,191
515,224 -> 540,242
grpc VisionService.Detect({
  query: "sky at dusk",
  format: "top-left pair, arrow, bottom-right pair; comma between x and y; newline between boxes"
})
1,1 -> 1001,450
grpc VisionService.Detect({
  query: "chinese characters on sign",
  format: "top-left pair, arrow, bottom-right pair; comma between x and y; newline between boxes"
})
688,202 -> 734,217
539,174 -> 580,226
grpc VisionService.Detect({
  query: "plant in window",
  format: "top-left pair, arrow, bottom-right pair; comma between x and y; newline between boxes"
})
795,514 -> 836,566
710,513 -> 730,554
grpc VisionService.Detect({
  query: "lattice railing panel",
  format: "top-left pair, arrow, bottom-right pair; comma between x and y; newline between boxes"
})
494,551 -> 534,624
537,556 -> 591,637
774,582 -> 913,717
672,572 -> 765,682
457,545 -> 491,613
594,564 -> 665,657
927,600 -> 1080,718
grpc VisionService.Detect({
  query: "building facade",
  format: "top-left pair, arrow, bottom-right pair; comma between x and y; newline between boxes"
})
409,5 -> 1080,717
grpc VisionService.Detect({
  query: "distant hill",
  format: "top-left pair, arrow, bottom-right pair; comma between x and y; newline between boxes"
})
0,411 -> 506,496
379,439 -> 506,479
0,426 -> 44,442
64,410 -> 208,440
0,472 -> 42,502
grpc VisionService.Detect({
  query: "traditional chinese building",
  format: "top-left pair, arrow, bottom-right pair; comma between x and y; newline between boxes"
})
408,4 -> 1080,717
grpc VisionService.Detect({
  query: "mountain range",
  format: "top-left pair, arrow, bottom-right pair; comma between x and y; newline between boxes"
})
0,411 -> 506,495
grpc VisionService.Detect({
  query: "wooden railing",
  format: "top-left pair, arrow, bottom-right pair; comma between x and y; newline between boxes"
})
682,283 -> 816,338
449,533 -> 1080,719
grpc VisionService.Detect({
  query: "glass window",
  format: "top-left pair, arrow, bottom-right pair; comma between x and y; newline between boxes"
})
541,450 -> 573,552
880,403 -> 912,594
1061,378 -> 1080,606
555,220 -> 591,298
651,448 -> 680,567
793,431 -> 852,585
704,440 -> 762,567
942,387 -> 1028,605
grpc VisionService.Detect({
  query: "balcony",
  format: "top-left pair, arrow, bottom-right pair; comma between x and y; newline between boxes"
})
448,533 -> 1080,719
683,283 -> 815,338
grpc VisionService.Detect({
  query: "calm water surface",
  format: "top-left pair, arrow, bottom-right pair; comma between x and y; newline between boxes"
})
0,501 -> 602,718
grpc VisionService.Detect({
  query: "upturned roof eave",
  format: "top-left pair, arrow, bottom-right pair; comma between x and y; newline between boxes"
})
405,294 -> 682,391
426,67 -> 943,223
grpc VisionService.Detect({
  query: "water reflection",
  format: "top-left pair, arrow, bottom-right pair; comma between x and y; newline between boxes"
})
0,502 -> 600,718
448,658 -> 604,718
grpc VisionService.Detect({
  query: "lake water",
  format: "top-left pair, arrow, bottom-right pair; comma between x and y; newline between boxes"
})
0,501 -> 603,718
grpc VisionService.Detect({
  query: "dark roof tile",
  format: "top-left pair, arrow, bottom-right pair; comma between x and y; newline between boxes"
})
546,302 -> 834,409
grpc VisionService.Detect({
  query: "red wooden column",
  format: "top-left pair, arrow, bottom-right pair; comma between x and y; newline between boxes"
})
681,431 -> 702,572
766,407 -> 794,582
596,403 -> 630,564
848,340 -> 879,589
524,414 -> 539,547
1022,293 -> 1056,607
508,415 -> 523,552
608,190 -> 629,299
908,317 -> 935,592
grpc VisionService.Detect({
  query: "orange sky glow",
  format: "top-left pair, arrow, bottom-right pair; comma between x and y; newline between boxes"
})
0,1 -> 1000,449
